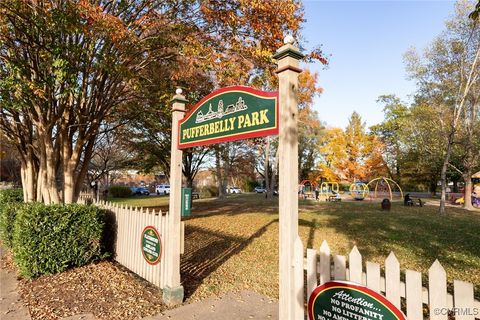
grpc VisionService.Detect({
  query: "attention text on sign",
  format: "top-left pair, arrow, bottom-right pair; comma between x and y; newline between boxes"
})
308,281 -> 406,320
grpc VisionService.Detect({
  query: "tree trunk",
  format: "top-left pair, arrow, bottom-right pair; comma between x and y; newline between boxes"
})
63,167 -> 75,204
222,143 -> 230,194
429,181 -> 437,196
215,147 -> 225,199
463,172 -> 474,210
439,133 -> 454,214
265,137 -> 270,198
186,175 -> 194,189
268,147 -> 279,198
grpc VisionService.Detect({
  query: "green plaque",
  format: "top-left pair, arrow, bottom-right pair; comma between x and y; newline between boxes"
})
178,86 -> 278,149
141,226 -> 162,265
181,188 -> 192,217
308,281 -> 406,320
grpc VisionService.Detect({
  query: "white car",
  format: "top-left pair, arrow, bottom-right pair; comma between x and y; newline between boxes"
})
155,184 -> 170,195
254,186 -> 267,193
227,186 -> 242,194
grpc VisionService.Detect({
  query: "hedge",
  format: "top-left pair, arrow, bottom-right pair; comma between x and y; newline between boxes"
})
109,185 -> 132,198
12,203 -> 107,278
0,188 -> 23,204
0,188 -> 24,248
199,185 -> 218,198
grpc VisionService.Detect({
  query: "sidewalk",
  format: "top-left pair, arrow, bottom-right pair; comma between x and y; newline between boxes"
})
145,291 -> 278,320
0,246 -> 31,320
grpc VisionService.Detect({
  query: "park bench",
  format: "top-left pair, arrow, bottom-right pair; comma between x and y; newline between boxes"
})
192,192 -> 200,200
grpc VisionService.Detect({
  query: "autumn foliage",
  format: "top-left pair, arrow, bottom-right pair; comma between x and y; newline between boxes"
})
0,0 -> 327,204
319,112 -> 388,182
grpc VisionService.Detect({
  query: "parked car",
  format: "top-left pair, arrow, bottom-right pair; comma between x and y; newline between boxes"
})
227,186 -> 242,194
130,187 -> 150,196
155,184 -> 170,195
254,186 -> 266,193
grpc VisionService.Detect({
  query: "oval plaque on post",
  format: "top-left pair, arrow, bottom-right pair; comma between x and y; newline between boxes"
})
308,281 -> 407,320
141,226 -> 162,265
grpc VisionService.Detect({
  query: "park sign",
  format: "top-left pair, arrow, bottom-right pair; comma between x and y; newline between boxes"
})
178,86 -> 278,149
308,281 -> 406,320
141,226 -> 162,265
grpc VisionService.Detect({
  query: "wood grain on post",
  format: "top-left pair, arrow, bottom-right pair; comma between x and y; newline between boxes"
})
273,37 -> 304,320
166,90 -> 187,289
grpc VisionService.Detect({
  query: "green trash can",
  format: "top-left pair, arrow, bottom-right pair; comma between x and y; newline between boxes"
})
181,188 -> 192,217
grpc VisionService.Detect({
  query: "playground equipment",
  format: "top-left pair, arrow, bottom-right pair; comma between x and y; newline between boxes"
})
349,182 -> 369,200
319,182 -> 340,201
453,171 -> 480,206
299,180 -> 317,199
367,177 -> 403,201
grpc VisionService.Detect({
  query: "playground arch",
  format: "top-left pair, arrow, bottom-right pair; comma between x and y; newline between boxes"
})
367,177 -> 403,201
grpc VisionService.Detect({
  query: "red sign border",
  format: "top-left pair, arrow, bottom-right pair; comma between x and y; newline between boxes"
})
141,225 -> 162,265
177,85 -> 279,149
308,281 -> 407,320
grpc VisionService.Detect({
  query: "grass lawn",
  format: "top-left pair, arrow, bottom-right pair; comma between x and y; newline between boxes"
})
108,195 -> 170,208
112,193 -> 480,301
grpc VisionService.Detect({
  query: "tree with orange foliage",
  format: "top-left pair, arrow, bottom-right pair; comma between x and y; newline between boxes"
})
319,112 -> 387,182
0,0 -> 327,203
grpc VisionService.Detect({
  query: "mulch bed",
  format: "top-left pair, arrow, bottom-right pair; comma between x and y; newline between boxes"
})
16,260 -> 168,320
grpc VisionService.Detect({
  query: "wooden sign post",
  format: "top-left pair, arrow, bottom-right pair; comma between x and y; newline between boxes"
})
165,39 -> 304,315
273,37 -> 304,319
163,88 -> 187,306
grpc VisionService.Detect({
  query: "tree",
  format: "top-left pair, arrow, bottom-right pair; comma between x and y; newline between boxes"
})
371,96 -> 447,194
319,112 -> 387,182
469,0 -> 480,20
370,95 -> 409,183
404,0 -> 480,213
0,0 -> 315,204
0,136 -> 21,185
183,147 -> 210,189
298,69 -> 325,180
114,0 -> 316,193
0,0 -> 183,203
87,129 -> 134,188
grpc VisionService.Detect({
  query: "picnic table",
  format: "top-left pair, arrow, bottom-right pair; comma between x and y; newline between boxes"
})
328,195 -> 341,202
192,192 -> 200,199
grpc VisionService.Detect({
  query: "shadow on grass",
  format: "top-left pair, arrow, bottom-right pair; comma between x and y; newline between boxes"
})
180,219 -> 277,299
188,194 -> 279,218
301,201 -> 480,296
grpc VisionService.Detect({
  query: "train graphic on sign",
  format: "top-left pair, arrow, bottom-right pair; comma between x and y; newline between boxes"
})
195,97 -> 248,124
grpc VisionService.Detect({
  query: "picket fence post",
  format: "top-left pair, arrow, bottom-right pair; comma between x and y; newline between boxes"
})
303,240 -> 480,320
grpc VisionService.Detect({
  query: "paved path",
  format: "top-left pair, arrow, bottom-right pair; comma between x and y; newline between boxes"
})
0,246 -> 31,320
145,291 -> 278,320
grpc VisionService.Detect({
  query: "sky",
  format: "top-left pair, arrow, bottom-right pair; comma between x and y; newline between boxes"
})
301,0 -> 457,129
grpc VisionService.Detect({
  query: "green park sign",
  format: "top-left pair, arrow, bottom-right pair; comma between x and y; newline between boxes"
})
141,226 -> 162,265
308,281 -> 407,320
178,86 -> 278,149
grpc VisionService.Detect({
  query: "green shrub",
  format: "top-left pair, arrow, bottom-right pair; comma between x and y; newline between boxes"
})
199,185 -> 218,198
12,203 -> 106,278
0,188 -> 23,204
109,185 -> 132,198
0,189 -> 24,248
0,203 -> 22,248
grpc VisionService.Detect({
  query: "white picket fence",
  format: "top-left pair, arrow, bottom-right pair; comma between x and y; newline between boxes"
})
78,194 -> 184,289
304,240 -> 480,320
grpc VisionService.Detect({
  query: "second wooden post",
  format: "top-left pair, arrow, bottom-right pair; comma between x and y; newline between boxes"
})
273,37 -> 304,319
